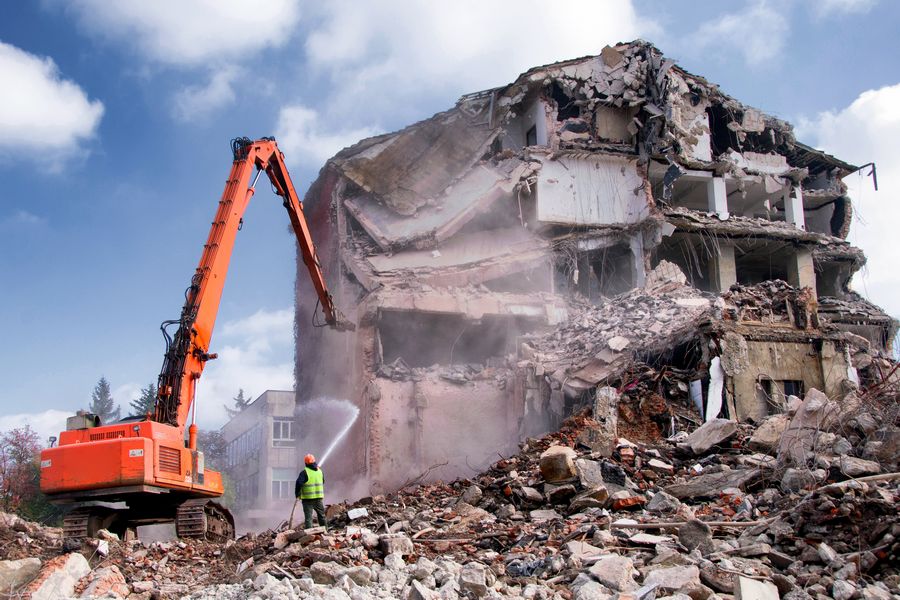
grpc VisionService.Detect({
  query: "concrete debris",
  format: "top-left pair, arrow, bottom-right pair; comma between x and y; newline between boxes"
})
4,392 -> 899,599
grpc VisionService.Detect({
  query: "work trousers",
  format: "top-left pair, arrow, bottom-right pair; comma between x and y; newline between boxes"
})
302,498 -> 327,530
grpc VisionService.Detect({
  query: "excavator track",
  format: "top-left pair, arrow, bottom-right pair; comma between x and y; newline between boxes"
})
62,508 -> 92,541
176,499 -> 234,542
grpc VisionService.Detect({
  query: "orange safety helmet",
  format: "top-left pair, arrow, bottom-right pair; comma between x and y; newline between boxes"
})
304,454 -> 316,465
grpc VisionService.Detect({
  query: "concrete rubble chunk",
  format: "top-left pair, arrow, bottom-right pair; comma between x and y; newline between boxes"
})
749,414 -> 790,454
777,388 -> 839,467
575,459 -> 606,488
678,519 -> 713,554
565,540 -> 604,560
588,554 -> 638,591
642,565 -> 701,594
20,552 -> 90,600
540,445 -> 578,482
379,533 -> 415,556
459,484 -> 483,506
458,562 -> 488,597
780,468 -> 816,493
311,560 -> 346,584
682,418 -> 738,455
607,335 -> 631,351
530,508 -> 562,521
407,578 -> 439,600
839,455 -> 881,477
734,575 -> 780,600
646,490 -> 682,514
347,507 -> 369,520
0,557 -> 41,591
647,458 -> 675,475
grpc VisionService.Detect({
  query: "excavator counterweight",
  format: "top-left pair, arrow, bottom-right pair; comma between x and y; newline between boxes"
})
40,137 -> 349,542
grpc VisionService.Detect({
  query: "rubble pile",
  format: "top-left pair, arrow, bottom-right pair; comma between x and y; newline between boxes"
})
3,385 -> 898,599
522,262 -> 713,389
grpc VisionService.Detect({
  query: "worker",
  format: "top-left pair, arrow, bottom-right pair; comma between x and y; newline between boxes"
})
295,453 -> 327,530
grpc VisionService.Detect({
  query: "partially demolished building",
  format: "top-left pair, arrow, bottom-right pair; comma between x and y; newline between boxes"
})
294,40 -> 894,494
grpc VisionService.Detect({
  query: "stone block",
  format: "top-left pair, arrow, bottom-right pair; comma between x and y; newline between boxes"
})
540,445 -> 578,482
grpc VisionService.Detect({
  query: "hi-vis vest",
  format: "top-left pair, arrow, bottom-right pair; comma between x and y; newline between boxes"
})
300,467 -> 324,499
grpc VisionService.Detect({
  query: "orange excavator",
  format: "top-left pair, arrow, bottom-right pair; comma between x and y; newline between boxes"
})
40,137 -> 351,541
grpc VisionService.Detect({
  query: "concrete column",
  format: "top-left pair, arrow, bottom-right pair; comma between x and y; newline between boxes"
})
629,233 -> 646,288
707,176 -> 728,219
783,185 -> 806,230
787,247 -> 816,294
708,241 -> 737,292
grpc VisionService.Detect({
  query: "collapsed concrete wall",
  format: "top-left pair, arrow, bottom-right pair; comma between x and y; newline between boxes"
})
294,40 -> 893,496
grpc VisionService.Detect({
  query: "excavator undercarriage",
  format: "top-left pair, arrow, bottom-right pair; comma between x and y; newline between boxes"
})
58,488 -> 234,543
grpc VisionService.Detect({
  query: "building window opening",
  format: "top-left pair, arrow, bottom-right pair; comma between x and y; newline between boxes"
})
550,82 -> 580,121
271,468 -> 295,500
272,418 -> 295,447
734,245 -> 790,286
556,243 -> 636,302
525,125 -> 537,147
782,380 -> 804,399
378,311 -> 535,368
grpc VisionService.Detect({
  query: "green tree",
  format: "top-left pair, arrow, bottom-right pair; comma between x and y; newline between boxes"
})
223,388 -> 251,419
89,376 -> 121,424
129,383 -> 157,417
0,426 -> 63,524
197,429 -> 226,470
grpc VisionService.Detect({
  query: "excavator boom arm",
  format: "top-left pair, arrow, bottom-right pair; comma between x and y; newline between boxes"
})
154,137 -> 344,429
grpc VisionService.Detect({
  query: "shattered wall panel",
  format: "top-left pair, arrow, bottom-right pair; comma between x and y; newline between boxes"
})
535,154 -> 650,226
334,107 -> 499,216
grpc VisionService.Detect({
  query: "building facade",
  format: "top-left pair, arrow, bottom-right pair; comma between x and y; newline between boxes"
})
293,41 -> 894,495
222,390 -> 298,525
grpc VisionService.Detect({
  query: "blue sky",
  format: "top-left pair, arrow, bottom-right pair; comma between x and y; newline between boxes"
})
1,0 -> 899,442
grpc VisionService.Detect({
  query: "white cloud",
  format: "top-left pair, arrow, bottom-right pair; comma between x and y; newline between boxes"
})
0,409 -> 70,447
691,1 -> 788,67
797,83 -> 900,316
172,67 -> 242,121
811,0 -> 877,16
195,308 -> 295,428
300,0 -> 650,122
0,42 -> 103,164
0,210 -> 46,228
62,0 -> 301,68
275,105 -> 380,168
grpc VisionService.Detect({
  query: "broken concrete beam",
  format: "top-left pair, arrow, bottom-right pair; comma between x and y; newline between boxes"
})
665,468 -> 761,500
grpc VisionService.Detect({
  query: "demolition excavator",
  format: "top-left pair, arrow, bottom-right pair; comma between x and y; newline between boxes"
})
40,137 -> 352,542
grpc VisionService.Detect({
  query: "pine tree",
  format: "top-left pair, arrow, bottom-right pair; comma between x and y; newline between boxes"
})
224,389 -> 251,419
89,376 -> 121,424
129,383 -> 157,416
